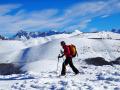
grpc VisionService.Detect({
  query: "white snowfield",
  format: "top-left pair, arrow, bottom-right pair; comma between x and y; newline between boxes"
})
0,31 -> 120,90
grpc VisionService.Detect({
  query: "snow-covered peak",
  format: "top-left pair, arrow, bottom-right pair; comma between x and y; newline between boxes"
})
0,35 -> 8,40
74,30 -> 82,34
70,30 -> 83,36
12,30 -> 68,40
111,29 -> 120,34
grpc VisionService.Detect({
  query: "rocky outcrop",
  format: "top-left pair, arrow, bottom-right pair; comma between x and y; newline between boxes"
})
85,57 -> 112,66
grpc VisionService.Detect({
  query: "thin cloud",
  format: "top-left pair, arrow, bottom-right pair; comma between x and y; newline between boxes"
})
90,28 -> 99,32
101,15 -> 110,18
0,4 -> 22,16
0,0 -> 120,35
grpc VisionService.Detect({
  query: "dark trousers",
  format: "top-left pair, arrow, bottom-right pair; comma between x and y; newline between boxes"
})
61,57 -> 79,75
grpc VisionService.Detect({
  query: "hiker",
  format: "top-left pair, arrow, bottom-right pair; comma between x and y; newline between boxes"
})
58,41 -> 79,76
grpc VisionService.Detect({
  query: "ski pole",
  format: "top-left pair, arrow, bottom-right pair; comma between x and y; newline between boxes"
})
56,54 -> 60,74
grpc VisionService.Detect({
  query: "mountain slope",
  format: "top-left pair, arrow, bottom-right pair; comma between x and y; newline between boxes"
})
0,31 -> 120,64
0,32 -> 120,90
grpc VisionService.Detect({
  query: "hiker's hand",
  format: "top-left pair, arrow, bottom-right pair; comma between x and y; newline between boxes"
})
58,55 -> 62,58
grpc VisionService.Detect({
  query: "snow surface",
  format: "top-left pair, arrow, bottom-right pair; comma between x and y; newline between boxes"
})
84,31 -> 120,39
0,31 -> 120,90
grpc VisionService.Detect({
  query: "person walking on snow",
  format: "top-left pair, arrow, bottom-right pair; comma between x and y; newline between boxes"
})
58,41 -> 79,76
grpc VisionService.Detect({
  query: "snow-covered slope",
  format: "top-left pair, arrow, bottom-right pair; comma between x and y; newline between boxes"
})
0,40 -> 26,53
84,31 -> 120,39
0,40 -> 26,63
0,31 -> 120,90
20,36 -> 120,73
1,32 -> 119,63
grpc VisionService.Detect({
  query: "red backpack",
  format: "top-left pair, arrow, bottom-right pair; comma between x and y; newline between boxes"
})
68,44 -> 78,57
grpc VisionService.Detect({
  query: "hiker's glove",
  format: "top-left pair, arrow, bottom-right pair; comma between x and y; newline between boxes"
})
58,55 -> 62,59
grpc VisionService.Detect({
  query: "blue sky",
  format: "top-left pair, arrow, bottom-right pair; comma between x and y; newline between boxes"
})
0,0 -> 120,36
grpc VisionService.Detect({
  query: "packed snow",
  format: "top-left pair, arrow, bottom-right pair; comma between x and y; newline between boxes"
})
0,31 -> 120,90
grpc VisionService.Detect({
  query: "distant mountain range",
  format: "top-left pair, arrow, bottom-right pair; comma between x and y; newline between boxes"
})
0,29 -> 120,40
0,35 -> 8,40
111,29 -> 120,33
12,30 -> 69,40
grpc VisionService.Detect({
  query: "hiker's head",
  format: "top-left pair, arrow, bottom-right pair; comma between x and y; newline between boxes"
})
60,41 -> 66,47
